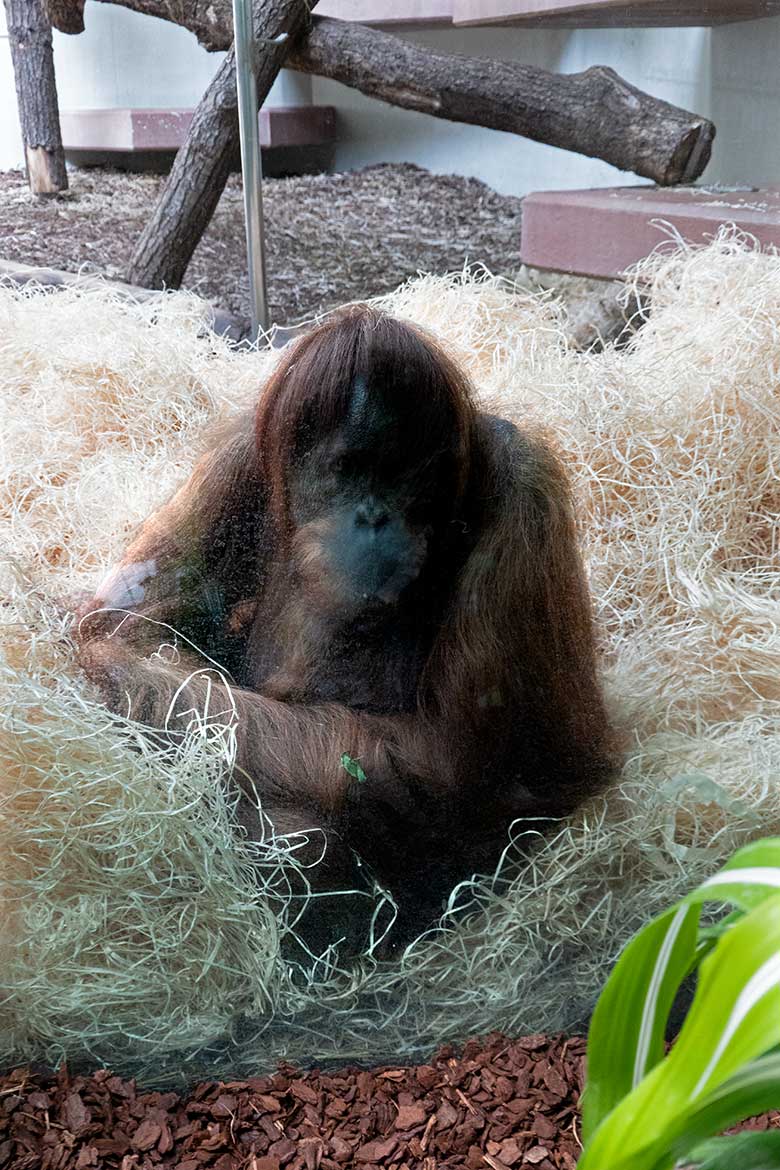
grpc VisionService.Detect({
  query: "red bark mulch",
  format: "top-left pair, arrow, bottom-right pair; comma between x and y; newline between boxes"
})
0,1033 -> 585,1170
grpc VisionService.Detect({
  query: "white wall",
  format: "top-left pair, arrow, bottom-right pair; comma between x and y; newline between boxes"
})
53,6 -> 226,112
710,18 -> 780,186
2,7 -> 780,193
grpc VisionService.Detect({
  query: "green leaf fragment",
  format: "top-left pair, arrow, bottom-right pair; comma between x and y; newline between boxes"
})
340,752 -> 367,783
690,1130 -> 780,1170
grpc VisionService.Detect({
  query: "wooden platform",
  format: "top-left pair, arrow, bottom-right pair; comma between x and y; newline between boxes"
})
60,106 -> 336,155
314,0 -> 454,24
520,185 -> 780,279
314,0 -> 780,24
451,0 -> 780,27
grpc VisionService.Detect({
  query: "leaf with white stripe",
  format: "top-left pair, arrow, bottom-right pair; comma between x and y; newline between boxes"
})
692,838 -> 780,912
583,837 -> 780,1143
667,1054 -> 780,1169
579,896 -> 780,1170
586,1053 -> 780,1170
582,902 -> 699,1142
668,896 -> 780,1099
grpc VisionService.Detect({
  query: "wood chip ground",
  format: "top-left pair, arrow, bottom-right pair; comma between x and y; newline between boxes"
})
0,1034 -> 585,1169
0,162 -> 632,346
0,163 -> 523,327
3,1032 -> 779,1169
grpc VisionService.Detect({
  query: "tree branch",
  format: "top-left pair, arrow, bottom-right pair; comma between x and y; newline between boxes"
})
289,18 -> 713,185
52,0 -> 714,291
126,0 -> 310,289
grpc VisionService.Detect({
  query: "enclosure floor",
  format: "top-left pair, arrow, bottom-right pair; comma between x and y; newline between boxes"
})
0,164 -> 523,327
3,1032 -> 779,1169
0,1033 -> 585,1170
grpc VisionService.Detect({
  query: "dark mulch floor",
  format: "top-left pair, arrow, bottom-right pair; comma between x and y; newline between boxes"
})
0,164 -> 523,327
0,1034 -> 585,1170
6,1037 -> 779,1170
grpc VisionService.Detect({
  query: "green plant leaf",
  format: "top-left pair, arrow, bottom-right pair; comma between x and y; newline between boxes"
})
340,752 -> 367,783
579,898 -> 780,1170
583,838 -> 780,1147
672,1053 -> 780,1168
582,902 -> 699,1142
672,901 -> 780,1098
579,1054 -> 780,1170
605,1053 -> 780,1170
689,1131 -> 780,1169
692,838 -> 780,913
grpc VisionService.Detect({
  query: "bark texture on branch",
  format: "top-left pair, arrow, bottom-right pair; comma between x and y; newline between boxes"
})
290,19 -> 713,186
91,0 -> 235,50
125,48 -> 240,290
46,0 -> 84,34
126,0 -> 310,290
93,0 -> 714,185
5,0 -> 68,194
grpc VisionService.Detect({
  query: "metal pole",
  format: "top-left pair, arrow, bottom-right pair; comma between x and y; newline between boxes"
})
232,0 -> 269,338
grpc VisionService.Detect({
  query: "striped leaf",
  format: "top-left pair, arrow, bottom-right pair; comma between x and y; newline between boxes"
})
580,838 -> 780,1170
581,902 -> 699,1142
586,1052 -> 780,1170
669,1054 -> 780,1169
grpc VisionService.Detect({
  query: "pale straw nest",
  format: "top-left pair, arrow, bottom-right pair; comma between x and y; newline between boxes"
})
0,229 -> 777,1083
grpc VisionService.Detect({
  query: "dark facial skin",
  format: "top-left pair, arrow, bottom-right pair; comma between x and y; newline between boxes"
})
289,376 -> 449,618
241,375 -> 463,713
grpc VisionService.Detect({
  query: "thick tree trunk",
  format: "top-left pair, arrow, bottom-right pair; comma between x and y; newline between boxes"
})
90,0 -> 714,185
126,0 -> 310,290
4,0 -> 68,194
125,48 -> 240,290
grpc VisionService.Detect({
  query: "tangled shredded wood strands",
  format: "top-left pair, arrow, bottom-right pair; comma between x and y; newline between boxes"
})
0,229 -> 778,1084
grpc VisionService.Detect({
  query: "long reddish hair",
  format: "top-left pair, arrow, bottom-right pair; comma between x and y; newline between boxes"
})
255,305 -> 476,534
